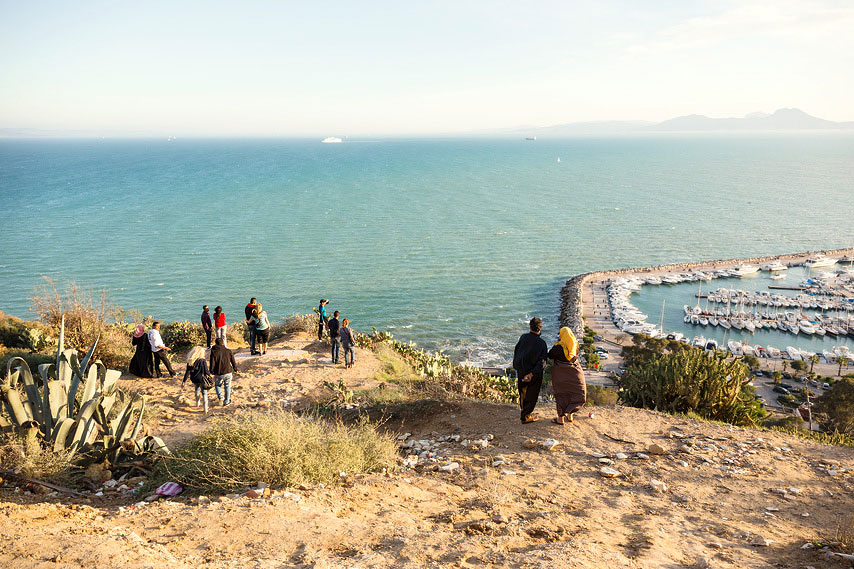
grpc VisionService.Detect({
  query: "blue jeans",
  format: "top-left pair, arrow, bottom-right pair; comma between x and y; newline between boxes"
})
214,373 -> 233,404
248,325 -> 256,353
331,337 -> 341,363
344,345 -> 355,365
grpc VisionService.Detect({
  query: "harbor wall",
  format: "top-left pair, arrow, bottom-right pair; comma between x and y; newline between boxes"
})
558,248 -> 854,335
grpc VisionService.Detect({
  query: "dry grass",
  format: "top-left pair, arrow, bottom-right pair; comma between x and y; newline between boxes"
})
30,278 -> 133,369
0,436 -> 76,486
282,313 -> 318,335
586,385 -> 618,407
148,411 -> 398,493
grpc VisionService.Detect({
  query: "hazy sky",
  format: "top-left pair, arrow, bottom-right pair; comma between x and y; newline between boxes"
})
1,0 -> 852,136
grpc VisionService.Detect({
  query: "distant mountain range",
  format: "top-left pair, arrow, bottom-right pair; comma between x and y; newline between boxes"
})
510,108 -> 854,136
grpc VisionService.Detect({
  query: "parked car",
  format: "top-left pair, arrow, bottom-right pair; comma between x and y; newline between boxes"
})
773,386 -> 790,395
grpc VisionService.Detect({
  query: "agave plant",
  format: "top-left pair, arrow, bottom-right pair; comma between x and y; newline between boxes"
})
0,316 -> 168,466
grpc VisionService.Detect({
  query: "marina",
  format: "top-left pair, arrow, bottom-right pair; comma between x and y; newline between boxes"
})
562,249 -> 854,370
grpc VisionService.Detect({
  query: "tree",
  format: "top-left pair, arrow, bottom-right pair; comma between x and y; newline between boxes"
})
808,353 -> 820,374
791,360 -> 807,373
772,370 -> 782,384
839,356 -> 850,377
813,377 -> 854,435
742,355 -> 761,370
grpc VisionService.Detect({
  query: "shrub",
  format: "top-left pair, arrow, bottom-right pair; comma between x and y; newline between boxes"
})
30,279 -> 133,369
813,377 -> 854,435
149,411 -> 397,493
0,347 -> 53,373
0,312 -> 54,351
161,320 -> 247,350
282,313 -> 317,335
619,349 -> 764,426
586,385 -> 618,407
0,435 -> 75,486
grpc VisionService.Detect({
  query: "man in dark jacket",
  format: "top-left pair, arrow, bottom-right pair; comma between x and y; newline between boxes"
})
209,338 -> 238,406
201,305 -> 213,348
513,317 -> 549,423
328,310 -> 341,364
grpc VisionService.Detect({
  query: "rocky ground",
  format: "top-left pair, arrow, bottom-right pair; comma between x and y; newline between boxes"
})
1,332 -> 853,569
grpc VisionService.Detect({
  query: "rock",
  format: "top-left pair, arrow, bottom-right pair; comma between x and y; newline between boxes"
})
647,443 -> 666,455
523,439 -> 539,449
492,514 -> 509,524
598,458 -> 613,465
677,460 -> 689,468
144,494 -> 160,502
636,453 -> 650,460
708,542 -> 722,550
438,462 -> 459,472
246,489 -> 261,498
750,535 -> 771,547
694,557 -> 712,569
590,452 -> 607,459
397,432 -> 411,440
599,467 -> 620,478
197,495 -> 211,505
614,452 -> 628,460
500,470 -> 517,476
649,479 -> 667,493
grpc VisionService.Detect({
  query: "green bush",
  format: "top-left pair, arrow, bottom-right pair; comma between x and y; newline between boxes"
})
586,385 -> 618,406
162,320 -> 247,350
619,348 -> 764,426
148,411 -> 397,493
0,347 -> 53,373
813,378 -> 854,435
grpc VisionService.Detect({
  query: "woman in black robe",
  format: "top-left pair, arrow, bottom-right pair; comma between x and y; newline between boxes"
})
129,323 -> 154,377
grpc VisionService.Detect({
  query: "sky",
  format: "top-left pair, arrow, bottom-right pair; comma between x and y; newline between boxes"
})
0,0 -> 852,136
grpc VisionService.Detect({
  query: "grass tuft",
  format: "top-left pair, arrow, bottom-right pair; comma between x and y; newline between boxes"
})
148,411 -> 397,493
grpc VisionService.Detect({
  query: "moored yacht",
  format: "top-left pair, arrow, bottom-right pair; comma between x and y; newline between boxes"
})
761,261 -> 787,272
733,265 -> 760,276
804,254 -> 837,268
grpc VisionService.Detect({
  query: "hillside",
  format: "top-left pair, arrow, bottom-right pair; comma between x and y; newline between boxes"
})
1,332 -> 852,569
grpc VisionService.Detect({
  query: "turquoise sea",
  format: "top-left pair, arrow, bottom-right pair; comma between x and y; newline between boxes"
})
1,135 -> 853,365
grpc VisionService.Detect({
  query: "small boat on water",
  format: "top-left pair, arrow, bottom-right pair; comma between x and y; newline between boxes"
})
770,273 -> 785,280
321,137 -> 343,143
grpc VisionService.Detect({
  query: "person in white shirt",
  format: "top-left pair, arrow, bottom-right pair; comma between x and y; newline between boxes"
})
148,321 -> 177,378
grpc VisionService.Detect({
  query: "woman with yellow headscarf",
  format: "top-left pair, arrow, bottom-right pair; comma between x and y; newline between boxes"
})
547,327 -> 587,424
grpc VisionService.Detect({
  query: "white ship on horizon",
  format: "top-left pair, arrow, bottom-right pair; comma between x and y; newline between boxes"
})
322,137 -> 343,144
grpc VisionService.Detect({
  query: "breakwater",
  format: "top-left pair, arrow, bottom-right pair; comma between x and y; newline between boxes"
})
558,248 -> 854,337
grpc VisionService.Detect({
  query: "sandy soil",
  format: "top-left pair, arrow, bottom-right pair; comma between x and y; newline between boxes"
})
1,333 -> 853,569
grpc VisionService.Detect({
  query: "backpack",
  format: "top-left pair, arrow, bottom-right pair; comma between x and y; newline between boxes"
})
190,359 -> 213,389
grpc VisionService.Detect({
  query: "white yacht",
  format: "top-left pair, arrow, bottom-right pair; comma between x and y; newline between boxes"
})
321,137 -> 343,143
786,346 -> 803,360
804,254 -> 837,268
761,261 -> 787,272
732,265 -> 760,276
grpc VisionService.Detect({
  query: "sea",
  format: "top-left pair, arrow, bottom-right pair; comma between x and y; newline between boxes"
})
1,134 -> 853,365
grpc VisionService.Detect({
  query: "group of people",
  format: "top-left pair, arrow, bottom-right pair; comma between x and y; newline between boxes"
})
201,299 -> 271,355
316,299 -> 357,368
181,339 -> 239,412
513,317 -> 587,425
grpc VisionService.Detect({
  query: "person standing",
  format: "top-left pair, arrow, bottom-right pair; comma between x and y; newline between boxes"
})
328,310 -> 341,364
245,298 -> 259,355
209,337 -> 238,406
182,346 -> 212,413
512,317 -> 548,423
547,327 -> 587,425
148,322 -> 177,378
129,323 -> 154,378
317,299 -> 329,340
340,318 -> 356,368
213,306 -> 227,347
253,303 -> 271,355
201,305 -> 213,349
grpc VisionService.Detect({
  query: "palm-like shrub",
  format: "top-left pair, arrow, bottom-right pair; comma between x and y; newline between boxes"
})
619,348 -> 763,426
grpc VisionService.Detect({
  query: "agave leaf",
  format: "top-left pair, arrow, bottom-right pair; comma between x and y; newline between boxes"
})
68,398 -> 100,453
51,417 -> 76,452
97,394 -> 116,425
101,369 -> 121,395
109,396 -> 135,438
42,378 -> 68,435
38,363 -> 56,383
128,396 -> 145,440
57,349 -> 77,390
138,435 -> 170,455
80,363 -> 99,403
78,334 -> 99,379
1,385 -> 33,426
55,314 -> 65,373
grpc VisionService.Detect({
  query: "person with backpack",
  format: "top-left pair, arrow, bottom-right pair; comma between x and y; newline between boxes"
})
245,297 -> 259,355
210,337 -> 238,406
182,346 -> 213,413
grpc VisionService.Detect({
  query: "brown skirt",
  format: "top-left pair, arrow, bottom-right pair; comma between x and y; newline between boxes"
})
551,358 -> 586,416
